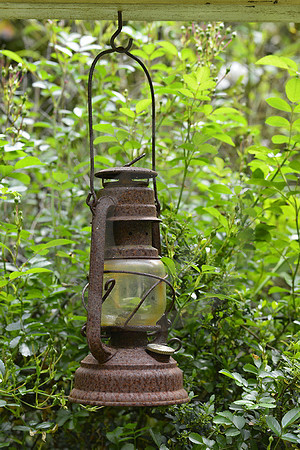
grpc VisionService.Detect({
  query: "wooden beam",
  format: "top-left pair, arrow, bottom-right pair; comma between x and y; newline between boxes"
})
1,0 -> 300,22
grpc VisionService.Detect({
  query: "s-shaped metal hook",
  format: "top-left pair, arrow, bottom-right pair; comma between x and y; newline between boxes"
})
110,11 -> 133,53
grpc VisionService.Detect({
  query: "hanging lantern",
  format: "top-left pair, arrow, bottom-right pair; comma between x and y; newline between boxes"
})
69,12 -> 189,407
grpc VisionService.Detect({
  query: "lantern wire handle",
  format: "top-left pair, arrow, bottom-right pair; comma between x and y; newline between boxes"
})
87,11 -> 159,214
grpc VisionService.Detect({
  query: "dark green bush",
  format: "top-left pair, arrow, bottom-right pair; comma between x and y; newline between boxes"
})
0,19 -> 299,449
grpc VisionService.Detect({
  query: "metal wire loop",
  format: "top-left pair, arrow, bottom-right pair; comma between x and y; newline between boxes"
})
167,337 -> 182,353
110,11 -> 133,53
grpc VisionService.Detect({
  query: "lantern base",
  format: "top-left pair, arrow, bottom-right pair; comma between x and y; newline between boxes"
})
69,347 -> 189,406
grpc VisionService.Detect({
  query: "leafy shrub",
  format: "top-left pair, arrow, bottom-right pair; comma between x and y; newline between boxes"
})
0,19 -> 299,449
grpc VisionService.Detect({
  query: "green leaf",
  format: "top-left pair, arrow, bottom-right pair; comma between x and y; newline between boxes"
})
213,416 -> 232,426
198,144 -> 217,154
271,135 -> 289,144
9,271 -> 24,280
203,207 -> 228,231
255,224 -> 272,242
178,88 -> 194,98
290,160 -> 300,172
106,427 -> 123,444
33,121 -> 52,128
136,99 -> 152,114
225,428 -> 240,437
161,256 -> 176,277
232,416 -> 245,430
232,372 -> 248,387
219,369 -> 235,380
31,239 -> 75,253
292,118 -> 300,131
266,97 -> 292,112
150,49 -> 164,60
285,78 -> 300,103
266,116 -> 290,128
8,268 -> 52,280
217,411 -> 234,421
268,286 -> 290,294
193,133 -> 210,146
256,55 -> 296,71
201,264 -> 219,273
25,268 -> 52,275
6,320 -> 21,331
0,50 -> 36,72
93,124 -> 115,134
35,422 -> 54,430
52,171 -> 68,183
266,416 -> 281,437
120,444 -> 135,450
183,74 -> 198,92
70,315 -> 86,321
281,433 -> 300,444
13,426 -> 31,432
181,48 -> 195,61
243,364 -> 258,374
120,108 -> 135,119
209,184 -> 231,194
159,41 -> 177,56
214,134 -> 235,146
281,408 -> 300,429
233,400 -> 255,407
0,165 -> 14,178
196,66 -> 210,84
212,106 -> 241,116
10,336 -> 21,348
94,136 -> 117,144
188,433 -> 203,444
20,343 -> 31,357
15,157 -> 44,169
9,173 -> 31,184
258,403 -> 277,408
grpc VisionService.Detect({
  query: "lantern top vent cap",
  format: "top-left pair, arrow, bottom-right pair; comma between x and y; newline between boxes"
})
95,166 -> 158,181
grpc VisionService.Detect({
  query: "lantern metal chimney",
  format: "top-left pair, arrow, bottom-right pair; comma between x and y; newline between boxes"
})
69,12 -> 189,407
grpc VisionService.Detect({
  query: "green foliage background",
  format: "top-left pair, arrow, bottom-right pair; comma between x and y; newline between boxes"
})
0,19 -> 299,449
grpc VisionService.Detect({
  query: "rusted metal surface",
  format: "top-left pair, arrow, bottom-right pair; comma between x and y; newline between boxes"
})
86,196 -> 116,363
69,165 -> 189,405
69,346 -> 189,406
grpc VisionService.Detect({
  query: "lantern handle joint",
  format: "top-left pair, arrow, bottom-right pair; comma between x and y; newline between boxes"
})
86,191 -> 98,212
110,11 -> 133,53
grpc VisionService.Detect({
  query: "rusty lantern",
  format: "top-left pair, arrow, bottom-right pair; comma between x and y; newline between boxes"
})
69,12 -> 189,407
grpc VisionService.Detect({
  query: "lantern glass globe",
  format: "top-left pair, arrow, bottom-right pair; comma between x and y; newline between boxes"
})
102,259 -> 166,327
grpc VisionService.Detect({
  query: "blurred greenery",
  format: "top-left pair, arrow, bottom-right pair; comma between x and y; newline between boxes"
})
0,19 -> 299,449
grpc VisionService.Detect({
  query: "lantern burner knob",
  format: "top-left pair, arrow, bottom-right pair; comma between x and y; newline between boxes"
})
146,343 -> 175,355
